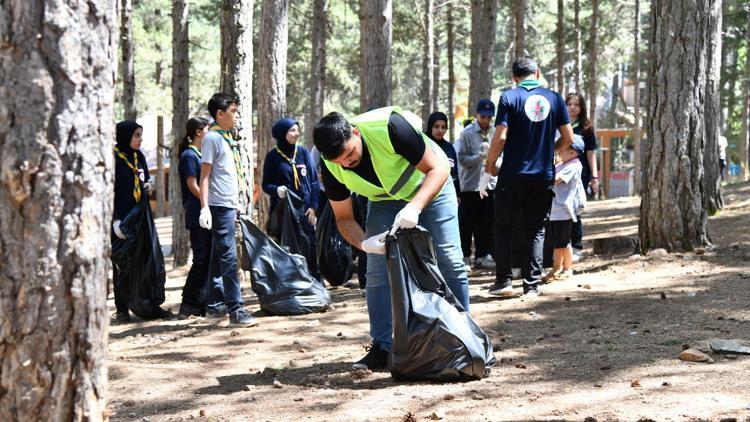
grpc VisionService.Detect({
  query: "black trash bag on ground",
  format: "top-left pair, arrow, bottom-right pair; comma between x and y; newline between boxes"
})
386,227 -> 495,382
315,202 -> 354,286
110,202 -> 166,319
240,216 -> 331,315
266,190 -> 316,270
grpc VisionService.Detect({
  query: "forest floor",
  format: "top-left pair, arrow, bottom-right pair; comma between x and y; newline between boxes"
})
108,182 -> 750,422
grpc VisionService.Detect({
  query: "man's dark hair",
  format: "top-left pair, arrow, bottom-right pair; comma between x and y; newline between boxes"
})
313,112 -> 352,160
207,93 -> 239,119
512,56 -> 538,78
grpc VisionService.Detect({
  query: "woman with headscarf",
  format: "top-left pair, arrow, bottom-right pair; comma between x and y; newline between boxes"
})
425,112 -> 460,195
112,121 -> 170,322
262,117 -> 321,279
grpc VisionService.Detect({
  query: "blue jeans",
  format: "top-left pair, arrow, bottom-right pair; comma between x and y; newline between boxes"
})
365,182 -> 469,350
206,206 -> 243,312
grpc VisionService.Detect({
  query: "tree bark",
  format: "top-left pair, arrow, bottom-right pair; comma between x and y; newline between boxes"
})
573,0 -> 582,93
703,0 -> 723,214
468,0 -> 498,111
120,0 -> 136,120
633,0 -> 642,194
257,0 -> 289,226
447,1 -> 456,141
156,115 -> 165,217
740,6 -> 750,182
359,0 -> 392,112
432,20 -> 440,112
421,0 -> 435,125
556,0 -> 565,94
171,0 -> 190,267
513,0 -> 526,58
306,0 -> 328,149
588,0 -> 600,128
0,1 -> 115,420
220,0 -> 255,217
639,0 -> 713,253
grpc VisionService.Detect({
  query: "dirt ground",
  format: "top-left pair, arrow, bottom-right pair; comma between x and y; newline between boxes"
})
108,182 -> 750,422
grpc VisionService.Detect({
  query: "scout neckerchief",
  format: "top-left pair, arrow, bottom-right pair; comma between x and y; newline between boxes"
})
274,145 -> 301,190
114,146 -> 141,203
210,124 -> 245,191
188,143 -> 202,158
571,120 -> 580,130
518,79 -> 542,91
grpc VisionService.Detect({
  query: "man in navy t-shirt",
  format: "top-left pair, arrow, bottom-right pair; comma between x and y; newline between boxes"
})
477,56 -> 575,299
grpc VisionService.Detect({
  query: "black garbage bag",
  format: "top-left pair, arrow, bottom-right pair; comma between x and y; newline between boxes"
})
240,216 -> 331,315
315,202 -> 354,286
267,189 -> 317,277
386,227 -> 495,382
110,202 -> 166,319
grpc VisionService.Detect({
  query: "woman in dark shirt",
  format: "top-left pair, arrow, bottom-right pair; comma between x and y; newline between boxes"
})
177,116 -> 211,317
425,111 -> 460,195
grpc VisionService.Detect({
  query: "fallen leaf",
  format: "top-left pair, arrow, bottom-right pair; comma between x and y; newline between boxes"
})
631,379 -> 641,387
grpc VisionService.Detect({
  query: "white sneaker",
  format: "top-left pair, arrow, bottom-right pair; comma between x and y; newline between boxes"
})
511,267 -> 522,279
572,249 -> 582,263
521,289 -> 540,300
476,254 -> 496,269
463,257 -> 472,273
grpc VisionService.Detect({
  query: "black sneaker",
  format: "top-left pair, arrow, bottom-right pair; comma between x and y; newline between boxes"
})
352,344 -> 389,370
115,311 -> 131,323
178,303 -> 204,318
488,281 -> 515,297
152,307 -> 173,319
206,303 -> 229,319
229,308 -> 259,327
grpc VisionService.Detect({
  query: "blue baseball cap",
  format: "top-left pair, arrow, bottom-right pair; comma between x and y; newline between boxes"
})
571,135 -> 585,153
476,99 -> 495,117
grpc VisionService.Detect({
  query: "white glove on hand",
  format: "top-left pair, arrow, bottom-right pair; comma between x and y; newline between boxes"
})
390,203 -> 421,235
478,172 -> 493,199
360,231 -> 388,255
113,220 -> 127,239
277,186 -> 287,199
199,207 -> 212,230
480,142 -> 490,157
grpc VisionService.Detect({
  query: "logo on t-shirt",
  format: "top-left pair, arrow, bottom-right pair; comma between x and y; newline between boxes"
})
524,95 -> 551,122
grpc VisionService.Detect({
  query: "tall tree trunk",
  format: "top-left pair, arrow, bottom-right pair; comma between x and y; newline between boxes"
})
120,0 -> 136,120
257,0 -> 289,226
156,115 -> 165,217
421,0 -> 435,125
220,0 -> 255,217
432,23 -> 440,112
703,0 -> 723,214
740,7 -> 750,182
359,0 -> 392,111
171,0 -> 190,267
513,0 -> 526,58
468,0 -> 498,111
306,0 -> 328,149
573,0 -> 582,92
447,1 -> 456,141
639,0 -> 714,253
633,0 -> 642,194
556,0 -> 565,94
0,1 -> 115,419
588,0 -> 600,128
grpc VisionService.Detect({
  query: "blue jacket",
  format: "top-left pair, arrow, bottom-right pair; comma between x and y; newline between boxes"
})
262,144 -> 320,214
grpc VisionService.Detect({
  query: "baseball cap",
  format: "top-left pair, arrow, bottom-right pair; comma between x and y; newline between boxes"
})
571,134 -> 585,153
476,99 -> 495,117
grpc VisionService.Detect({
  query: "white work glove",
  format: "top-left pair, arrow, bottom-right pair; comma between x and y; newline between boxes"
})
360,231 -> 388,255
277,186 -> 287,199
199,207 -> 212,230
478,172 -> 493,199
113,220 -> 127,239
390,203 -> 421,235
480,142 -> 490,157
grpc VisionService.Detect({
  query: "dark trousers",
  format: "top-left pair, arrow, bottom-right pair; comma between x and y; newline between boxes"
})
206,206 -> 243,313
112,265 -> 129,314
494,181 -> 553,290
353,193 -> 369,288
180,227 -> 212,313
458,191 -> 495,259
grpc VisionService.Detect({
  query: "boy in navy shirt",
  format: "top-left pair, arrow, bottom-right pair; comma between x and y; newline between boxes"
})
478,56 -> 575,299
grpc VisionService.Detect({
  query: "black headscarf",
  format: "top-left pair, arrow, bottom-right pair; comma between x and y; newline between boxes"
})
116,120 -> 143,153
272,117 -> 299,156
425,112 -> 448,142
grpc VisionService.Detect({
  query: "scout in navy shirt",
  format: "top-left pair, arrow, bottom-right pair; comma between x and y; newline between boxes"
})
478,56 -> 575,299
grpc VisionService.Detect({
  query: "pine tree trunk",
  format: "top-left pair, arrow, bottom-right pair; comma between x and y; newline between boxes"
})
556,0 -> 565,94
359,0 -> 392,112
120,0 -> 136,120
432,24 -> 440,112
447,1 -> 456,141
703,0 -> 723,214
421,0 -> 435,125
0,1 -> 115,419
573,0 -> 582,93
306,0 -> 328,148
468,0 -> 498,110
639,0 -> 713,253
257,0 -> 289,226
588,0 -> 600,128
220,0 -> 255,217
514,0 -> 526,58
633,0 -> 642,194
156,115 -> 165,217
171,0 -> 190,267
740,7 -> 750,182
